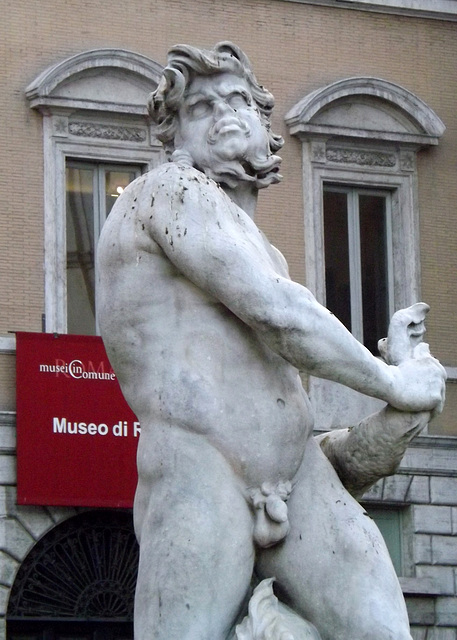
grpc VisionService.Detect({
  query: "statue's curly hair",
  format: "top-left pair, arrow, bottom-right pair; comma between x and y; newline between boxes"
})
148,41 -> 284,157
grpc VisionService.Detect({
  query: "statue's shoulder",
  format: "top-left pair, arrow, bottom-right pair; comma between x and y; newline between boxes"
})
143,162 -> 217,193
136,162 -> 225,225
129,162 -> 232,242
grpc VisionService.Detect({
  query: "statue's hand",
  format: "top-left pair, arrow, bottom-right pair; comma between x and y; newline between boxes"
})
378,303 -> 446,414
389,352 -> 446,414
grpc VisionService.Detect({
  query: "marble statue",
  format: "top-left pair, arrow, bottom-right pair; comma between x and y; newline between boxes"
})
97,42 -> 446,640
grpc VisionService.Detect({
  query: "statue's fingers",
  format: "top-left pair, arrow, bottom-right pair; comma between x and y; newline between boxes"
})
431,389 -> 445,418
386,303 -> 431,364
405,302 -> 430,324
412,342 -> 430,359
389,302 -> 429,330
407,320 -> 426,349
413,344 -> 447,377
377,337 -> 388,362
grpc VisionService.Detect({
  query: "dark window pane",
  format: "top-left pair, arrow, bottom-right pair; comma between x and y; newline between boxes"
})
363,506 -> 403,575
323,190 -> 351,331
105,171 -> 137,218
359,194 -> 389,354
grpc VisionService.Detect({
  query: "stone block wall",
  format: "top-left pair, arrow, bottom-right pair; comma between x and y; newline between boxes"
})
363,435 -> 457,639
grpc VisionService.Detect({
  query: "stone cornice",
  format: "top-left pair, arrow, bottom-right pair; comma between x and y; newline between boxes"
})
278,0 -> 457,21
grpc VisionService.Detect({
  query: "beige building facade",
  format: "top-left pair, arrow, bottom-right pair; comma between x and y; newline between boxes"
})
0,1 -> 456,638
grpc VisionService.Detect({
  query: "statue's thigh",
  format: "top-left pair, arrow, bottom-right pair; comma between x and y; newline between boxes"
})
257,438 -> 411,640
134,448 -> 255,640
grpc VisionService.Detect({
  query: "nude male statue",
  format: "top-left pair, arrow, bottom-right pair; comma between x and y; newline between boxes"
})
97,42 -> 446,640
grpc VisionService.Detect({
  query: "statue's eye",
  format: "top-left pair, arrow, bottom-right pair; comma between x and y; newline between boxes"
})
227,91 -> 251,109
188,100 -> 212,118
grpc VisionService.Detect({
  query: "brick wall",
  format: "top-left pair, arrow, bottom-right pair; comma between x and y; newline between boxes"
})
1,0 -> 456,358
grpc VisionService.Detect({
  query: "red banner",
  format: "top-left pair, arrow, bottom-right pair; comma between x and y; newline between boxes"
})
16,332 -> 139,507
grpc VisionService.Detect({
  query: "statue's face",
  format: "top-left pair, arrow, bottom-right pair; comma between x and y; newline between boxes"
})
175,72 -> 271,183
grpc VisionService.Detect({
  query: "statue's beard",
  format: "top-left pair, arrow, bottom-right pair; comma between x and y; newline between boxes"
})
172,117 -> 282,190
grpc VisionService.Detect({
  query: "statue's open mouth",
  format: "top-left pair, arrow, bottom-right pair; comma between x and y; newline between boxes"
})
241,162 -> 281,181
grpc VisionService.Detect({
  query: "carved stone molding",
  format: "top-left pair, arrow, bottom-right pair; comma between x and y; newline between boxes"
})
310,141 -> 326,163
68,121 -> 147,142
53,117 -> 68,137
400,151 -> 416,172
326,148 -> 396,167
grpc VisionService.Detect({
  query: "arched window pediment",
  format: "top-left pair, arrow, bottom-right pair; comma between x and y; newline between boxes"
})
26,48 -> 163,115
285,77 -> 445,146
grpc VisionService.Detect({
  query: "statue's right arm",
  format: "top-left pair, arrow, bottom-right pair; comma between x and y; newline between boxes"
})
314,304 -> 440,497
143,164 -> 445,414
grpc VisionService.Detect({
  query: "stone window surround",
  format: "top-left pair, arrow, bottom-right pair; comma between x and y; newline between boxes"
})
285,77 -> 450,426
25,48 -> 165,334
298,144 -> 420,313
285,76 -> 445,307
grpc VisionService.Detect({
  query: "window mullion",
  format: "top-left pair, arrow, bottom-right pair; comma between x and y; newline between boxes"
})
94,166 -> 106,335
95,166 -> 105,244
348,191 -> 363,343
385,194 -> 395,318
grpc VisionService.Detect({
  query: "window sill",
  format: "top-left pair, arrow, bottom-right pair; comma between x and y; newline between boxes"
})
0,335 -> 16,354
400,577 -> 442,596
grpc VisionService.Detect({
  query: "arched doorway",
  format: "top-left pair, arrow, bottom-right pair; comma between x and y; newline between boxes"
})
7,510 -> 138,639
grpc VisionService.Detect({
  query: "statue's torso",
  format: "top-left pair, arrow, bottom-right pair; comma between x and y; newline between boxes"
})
97,164 -> 313,487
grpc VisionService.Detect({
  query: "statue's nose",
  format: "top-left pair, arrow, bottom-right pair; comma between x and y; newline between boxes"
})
214,100 -> 235,119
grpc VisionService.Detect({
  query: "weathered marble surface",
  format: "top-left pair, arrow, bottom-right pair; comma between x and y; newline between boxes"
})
97,42 -> 446,640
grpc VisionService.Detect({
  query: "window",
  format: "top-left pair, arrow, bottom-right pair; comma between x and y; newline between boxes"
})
323,186 -> 393,354
364,506 -> 403,575
26,49 -> 164,333
285,76 -> 445,430
66,161 -> 141,334
7,511 -> 138,640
